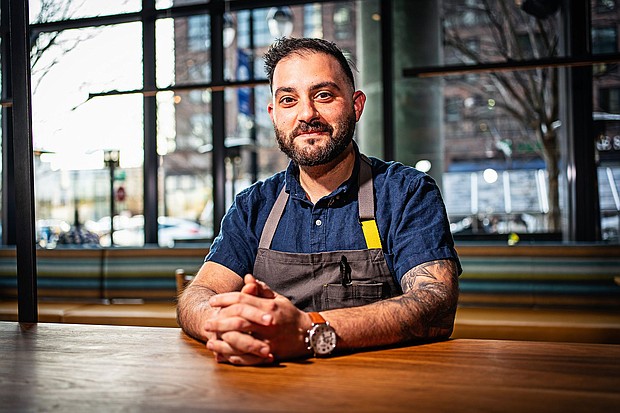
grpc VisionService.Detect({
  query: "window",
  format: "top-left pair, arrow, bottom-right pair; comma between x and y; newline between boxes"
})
3,0 -> 618,250
600,88 -> 620,113
593,27 -> 618,54
30,23 -> 144,247
187,15 -> 210,52
333,5 -> 354,40
596,0 -> 617,13
304,4 -> 323,38
439,0 -> 562,237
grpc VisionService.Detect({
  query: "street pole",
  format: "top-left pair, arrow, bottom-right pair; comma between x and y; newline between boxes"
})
104,150 -> 119,246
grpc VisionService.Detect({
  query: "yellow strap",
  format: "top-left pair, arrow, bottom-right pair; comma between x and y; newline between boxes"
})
361,219 -> 382,249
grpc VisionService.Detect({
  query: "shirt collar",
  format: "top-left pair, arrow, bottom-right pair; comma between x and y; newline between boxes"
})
284,141 -> 361,203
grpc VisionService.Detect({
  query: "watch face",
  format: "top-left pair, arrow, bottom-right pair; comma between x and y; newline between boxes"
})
310,324 -> 337,355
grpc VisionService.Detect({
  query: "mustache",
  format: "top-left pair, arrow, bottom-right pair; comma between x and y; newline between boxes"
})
292,121 -> 333,137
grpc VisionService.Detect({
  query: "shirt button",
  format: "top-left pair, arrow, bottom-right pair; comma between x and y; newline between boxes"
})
315,219 -> 322,226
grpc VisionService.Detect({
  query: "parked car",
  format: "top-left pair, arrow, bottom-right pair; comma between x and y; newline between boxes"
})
36,219 -> 71,248
90,215 -> 212,247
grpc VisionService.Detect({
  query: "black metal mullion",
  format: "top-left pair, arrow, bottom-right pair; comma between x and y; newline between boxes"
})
563,0 -> 600,241
381,0 -> 394,161
143,0 -> 158,245
212,1 -> 226,237
404,54 -> 620,78
9,0 -> 38,323
1,1 -> 16,247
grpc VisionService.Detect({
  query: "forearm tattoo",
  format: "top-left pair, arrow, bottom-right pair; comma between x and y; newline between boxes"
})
388,259 -> 459,341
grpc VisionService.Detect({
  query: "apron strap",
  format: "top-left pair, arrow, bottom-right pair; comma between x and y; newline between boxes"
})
258,153 -> 383,249
258,184 -> 289,249
359,155 -> 383,249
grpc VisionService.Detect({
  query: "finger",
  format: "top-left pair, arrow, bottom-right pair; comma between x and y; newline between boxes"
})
244,274 -> 276,299
244,274 -> 258,285
207,332 -> 272,360
206,315 -> 264,333
254,279 -> 276,299
225,353 -> 275,366
241,279 -> 260,296
210,292 -> 276,314
211,303 -> 273,327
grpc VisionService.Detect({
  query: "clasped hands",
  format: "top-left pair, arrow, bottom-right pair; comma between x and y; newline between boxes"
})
205,274 -> 311,365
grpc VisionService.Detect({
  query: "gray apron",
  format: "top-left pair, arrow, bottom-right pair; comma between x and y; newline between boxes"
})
253,155 -> 402,312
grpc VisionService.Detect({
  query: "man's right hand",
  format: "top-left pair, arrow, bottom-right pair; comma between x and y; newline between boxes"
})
205,274 -> 277,365
206,274 -> 312,364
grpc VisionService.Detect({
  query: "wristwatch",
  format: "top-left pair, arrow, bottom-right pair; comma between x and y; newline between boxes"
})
305,312 -> 337,356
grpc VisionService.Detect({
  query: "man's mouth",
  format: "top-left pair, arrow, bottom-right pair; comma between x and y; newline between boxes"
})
293,122 -> 332,138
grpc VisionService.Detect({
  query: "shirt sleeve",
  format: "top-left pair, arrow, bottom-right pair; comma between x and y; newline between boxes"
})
384,171 -> 462,284
205,191 -> 258,278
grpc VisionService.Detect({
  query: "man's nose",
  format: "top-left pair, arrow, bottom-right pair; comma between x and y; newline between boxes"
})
297,98 -> 319,123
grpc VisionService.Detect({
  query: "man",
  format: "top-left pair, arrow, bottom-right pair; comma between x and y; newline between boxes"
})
177,37 -> 461,365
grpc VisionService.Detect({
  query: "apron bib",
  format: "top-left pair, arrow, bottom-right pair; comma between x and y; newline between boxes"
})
253,155 -> 402,312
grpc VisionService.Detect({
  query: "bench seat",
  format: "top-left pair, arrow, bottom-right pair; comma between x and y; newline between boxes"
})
2,300 -> 620,344
0,301 -> 178,327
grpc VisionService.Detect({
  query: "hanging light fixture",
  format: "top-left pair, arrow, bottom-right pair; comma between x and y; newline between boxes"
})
267,7 -> 294,38
223,12 -> 235,48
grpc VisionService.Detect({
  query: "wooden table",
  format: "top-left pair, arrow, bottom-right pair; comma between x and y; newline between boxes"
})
1,322 -> 619,412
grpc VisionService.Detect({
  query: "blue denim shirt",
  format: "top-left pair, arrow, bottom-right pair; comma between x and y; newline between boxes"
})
207,148 -> 461,285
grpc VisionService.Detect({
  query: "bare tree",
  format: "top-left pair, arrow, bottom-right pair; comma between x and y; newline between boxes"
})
443,0 -> 561,232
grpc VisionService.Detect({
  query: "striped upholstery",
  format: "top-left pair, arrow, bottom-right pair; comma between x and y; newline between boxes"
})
1,245 -> 619,308
0,248 -> 205,301
102,248 -> 203,299
457,245 -> 620,309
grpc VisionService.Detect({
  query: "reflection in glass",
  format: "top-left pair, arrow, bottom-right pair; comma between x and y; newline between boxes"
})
29,0 -> 141,24
165,15 -> 212,86
592,0 -> 620,243
441,1 -> 562,237
31,23 -> 143,248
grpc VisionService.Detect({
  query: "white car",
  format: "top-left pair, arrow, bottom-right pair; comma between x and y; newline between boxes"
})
93,215 -> 212,247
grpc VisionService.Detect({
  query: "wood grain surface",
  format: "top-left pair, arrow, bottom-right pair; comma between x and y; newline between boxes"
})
1,322 -> 619,412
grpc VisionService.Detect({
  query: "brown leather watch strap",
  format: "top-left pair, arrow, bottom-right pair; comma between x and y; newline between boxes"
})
308,312 -> 326,325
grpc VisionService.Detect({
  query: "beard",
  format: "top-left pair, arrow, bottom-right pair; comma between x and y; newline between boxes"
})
274,112 -> 357,167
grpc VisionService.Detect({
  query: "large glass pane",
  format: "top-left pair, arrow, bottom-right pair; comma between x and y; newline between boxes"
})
442,0 -> 565,69
157,88 -> 214,246
159,14 -> 211,87
157,14 -> 213,245
29,0 -> 141,24
223,85 -> 288,209
424,0 -> 565,239
592,1 -> 620,243
31,23 -> 143,248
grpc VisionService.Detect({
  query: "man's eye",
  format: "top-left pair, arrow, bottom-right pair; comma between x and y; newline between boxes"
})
316,92 -> 333,100
280,97 -> 295,105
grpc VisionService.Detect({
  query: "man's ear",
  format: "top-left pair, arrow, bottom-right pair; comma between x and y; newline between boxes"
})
267,101 -> 275,123
353,90 -> 366,122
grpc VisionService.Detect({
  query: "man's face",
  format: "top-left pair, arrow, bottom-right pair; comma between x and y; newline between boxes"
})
268,52 -> 366,166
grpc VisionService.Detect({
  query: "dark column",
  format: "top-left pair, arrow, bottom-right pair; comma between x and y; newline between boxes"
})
560,0 -> 600,241
358,0 -> 391,159
392,0 -> 444,183
9,0 -> 38,322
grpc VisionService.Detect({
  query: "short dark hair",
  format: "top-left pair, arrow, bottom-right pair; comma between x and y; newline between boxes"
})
263,37 -> 356,91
